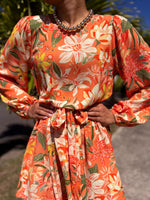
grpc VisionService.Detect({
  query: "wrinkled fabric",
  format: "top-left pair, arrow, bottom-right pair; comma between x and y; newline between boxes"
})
0,14 -> 150,200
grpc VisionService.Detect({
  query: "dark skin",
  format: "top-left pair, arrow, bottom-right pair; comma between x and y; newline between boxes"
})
28,0 -> 116,126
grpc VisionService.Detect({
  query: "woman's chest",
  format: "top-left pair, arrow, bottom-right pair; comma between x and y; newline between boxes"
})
30,17 -> 115,81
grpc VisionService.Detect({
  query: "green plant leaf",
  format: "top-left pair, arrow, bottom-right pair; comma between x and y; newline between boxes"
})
43,169 -> 49,181
17,180 -> 22,190
63,104 -> 75,109
65,180 -> 70,185
33,153 -> 45,161
33,30 -> 39,48
51,30 -> 62,47
60,84 -> 73,91
88,164 -> 98,174
53,62 -> 61,78
81,174 -> 86,184
136,69 -> 150,80
81,184 -> 86,194
34,164 -> 47,169
129,28 -> 135,48
91,126 -> 94,140
39,28 -> 47,41
50,95 -> 56,100
111,48 -> 116,57
130,118 -> 137,123
0,80 -> 7,88
143,116 -> 150,119
38,132 -> 46,150
121,19 -> 132,33
40,183 -> 47,192
30,20 -> 42,36
9,50 -> 20,60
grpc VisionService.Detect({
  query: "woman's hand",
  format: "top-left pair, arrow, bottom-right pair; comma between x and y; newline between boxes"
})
87,103 -> 115,126
27,102 -> 55,120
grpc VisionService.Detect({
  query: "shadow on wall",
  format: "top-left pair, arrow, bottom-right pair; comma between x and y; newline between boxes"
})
0,124 -> 32,157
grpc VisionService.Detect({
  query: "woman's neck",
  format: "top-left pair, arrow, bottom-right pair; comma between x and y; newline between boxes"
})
55,0 -> 88,27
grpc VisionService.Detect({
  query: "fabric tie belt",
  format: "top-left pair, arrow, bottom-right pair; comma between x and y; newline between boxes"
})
46,107 -> 89,199
50,108 -> 89,129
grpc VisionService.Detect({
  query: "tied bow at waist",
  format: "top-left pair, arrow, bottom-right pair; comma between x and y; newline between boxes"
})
50,108 -> 88,129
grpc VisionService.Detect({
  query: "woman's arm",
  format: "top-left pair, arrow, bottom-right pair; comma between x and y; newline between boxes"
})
87,15 -> 150,127
0,16 -> 55,120
0,16 -> 37,118
111,15 -> 150,126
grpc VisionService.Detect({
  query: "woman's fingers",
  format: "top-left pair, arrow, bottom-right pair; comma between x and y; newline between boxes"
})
28,102 -> 55,119
87,103 -> 115,126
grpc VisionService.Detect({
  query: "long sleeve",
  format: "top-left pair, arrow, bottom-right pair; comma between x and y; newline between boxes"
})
0,16 -> 37,118
111,15 -> 150,126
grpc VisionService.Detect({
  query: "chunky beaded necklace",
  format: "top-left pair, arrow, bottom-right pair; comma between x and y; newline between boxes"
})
53,9 -> 94,33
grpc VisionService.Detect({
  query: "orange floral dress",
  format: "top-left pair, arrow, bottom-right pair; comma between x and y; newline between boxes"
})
0,14 -> 150,200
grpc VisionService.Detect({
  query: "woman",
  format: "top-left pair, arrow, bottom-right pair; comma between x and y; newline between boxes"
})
0,0 -> 150,199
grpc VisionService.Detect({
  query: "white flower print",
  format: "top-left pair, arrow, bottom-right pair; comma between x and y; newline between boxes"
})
54,68 -> 71,90
81,83 -> 102,107
70,72 -> 91,96
99,51 -> 110,66
58,33 -> 97,64
90,21 -> 112,45
87,172 -> 105,199
108,171 -> 122,195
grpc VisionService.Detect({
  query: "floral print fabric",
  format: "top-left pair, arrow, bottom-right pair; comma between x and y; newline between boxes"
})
0,14 -> 150,200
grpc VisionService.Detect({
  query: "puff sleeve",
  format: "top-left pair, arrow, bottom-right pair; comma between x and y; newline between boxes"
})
111,15 -> 150,126
0,17 -> 37,118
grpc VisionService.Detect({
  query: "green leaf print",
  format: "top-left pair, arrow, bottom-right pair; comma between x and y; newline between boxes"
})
134,80 -> 142,89
9,69 -> 19,75
30,20 -> 42,36
86,137 -> 93,153
111,48 -> 116,57
135,29 -> 144,46
65,180 -> 71,185
81,184 -> 86,194
143,116 -> 150,119
88,164 -> 98,174
51,30 -> 62,47
81,174 -> 86,184
82,192 -> 88,200
0,80 -> 7,88
121,19 -> 132,33
130,118 -> 137,123
129,28 -> 136,48
38,132 -> 46,150
86,137 -> 93,147
95,39 -> 100,47
136,69 -> 150,81
34,164 -> 47,169
17,180 -> 22,190
52,62 -> 61,78
9,50 -> 20,60
127,77 -> 134,90
50,95 -> 56,100
82,56 -> 94,65
91,126 -> 94,140
33,153 -> 45,161
63,171 -> 68,179
60,84 -> 74,91
40,183 -> 47,192
39,28 -> 47,41
43,169 -> 49,181
33,31 -> 39,48
63,104 -> 76,109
